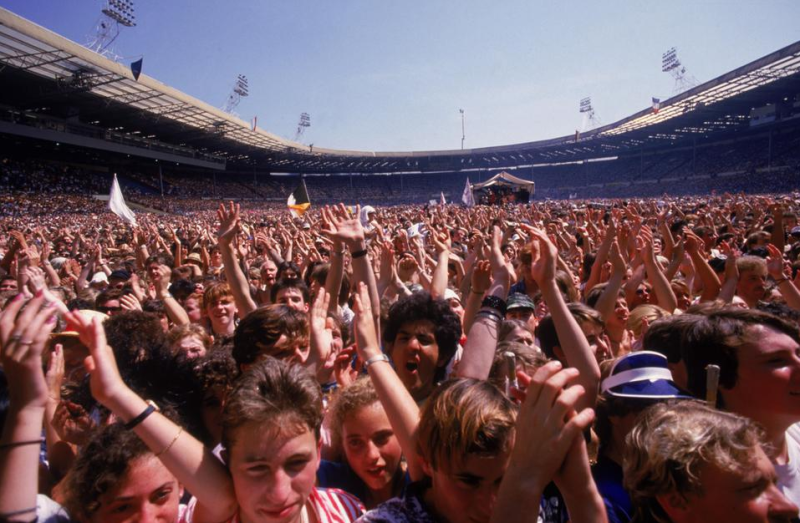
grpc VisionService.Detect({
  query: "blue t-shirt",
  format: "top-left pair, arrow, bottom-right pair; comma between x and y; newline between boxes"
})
592,455 -> 632,523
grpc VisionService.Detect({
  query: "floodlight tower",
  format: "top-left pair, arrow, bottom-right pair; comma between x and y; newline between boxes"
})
662,47 -> 697,94
579,97 -> 600,130
223,74 -> 249,114
294,112 -> 311,142
87,0 -> 137,58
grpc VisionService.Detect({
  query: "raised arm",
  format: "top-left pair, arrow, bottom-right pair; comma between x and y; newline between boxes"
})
217,202 -> 257,317
526,226 -> 601,411
351,282 -> 424,481
640,226 -> 678,313
683,229 -> 721,302
429,229 -> 451,300
67,310 -> 238,523
767,243 -> 800,311
153,264 -> 190,326
0,293 -> 59,523
456,226 -> 510,380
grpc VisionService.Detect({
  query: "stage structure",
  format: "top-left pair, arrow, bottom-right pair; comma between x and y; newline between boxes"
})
87,0 -> 136,59
662,47 -> 697,94
223,74 -> 249,114
470,171 -> 535,205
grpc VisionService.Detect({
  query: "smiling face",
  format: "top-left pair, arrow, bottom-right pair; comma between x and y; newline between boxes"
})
389,320 -> 440,402
738,269 -> 767,307
91,454 -> 182,523
422,450 -> 512,523
341,402 -> 403,498
206,296 -> 237,335
227,422 -> 320,523
721,326 -> 800,432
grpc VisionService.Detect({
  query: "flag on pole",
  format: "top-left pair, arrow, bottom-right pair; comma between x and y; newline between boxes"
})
652,98 -> 661,114
461,178 -> 475,207
440,192 -> 446,206
130,58 -> 143,81
109,174 -> 137,226
287,179 -> 311,217
251,116 -> 257,131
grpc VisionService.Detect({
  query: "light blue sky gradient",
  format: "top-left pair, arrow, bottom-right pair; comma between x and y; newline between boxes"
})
4,1 -> 799,151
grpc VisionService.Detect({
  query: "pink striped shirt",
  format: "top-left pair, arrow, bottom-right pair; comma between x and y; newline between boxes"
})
180,487 -> 364,523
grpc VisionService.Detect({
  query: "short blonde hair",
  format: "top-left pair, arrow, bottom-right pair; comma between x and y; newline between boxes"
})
328,377 -> 380,457
624,401 -> 763,523
417,378 -> 516,472
627,304 -> 671,338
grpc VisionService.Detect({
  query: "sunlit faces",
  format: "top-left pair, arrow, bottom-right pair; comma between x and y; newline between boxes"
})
447,298 -> 465,323
662,445 -> 798,523
506,308 -> 536,333
146,262 -> 162,284
720,326 -> 800,428
266,334 -> 311,366
261,261 -> 278,286
205,296 -> 237,334
0,277 -> 17,292
275,287 -> 308,313
341,402 -> 403,498
389,320 -> 440,402
504,325 -> 535,347
173,334 -> 207,359
738,270 -> 767,306
606,297 -> 630,331
182,296 -> 203,324
422,449 -> 512,523
579,321 -> 611,363
91,454 -> 182,523
226,422 -> 320,523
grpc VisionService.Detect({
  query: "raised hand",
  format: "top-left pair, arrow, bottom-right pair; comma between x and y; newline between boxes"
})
351,281 -> 381,361
216,201 -> 241,245
766,243 -> 786,280
320,204 -> 365,249
472,259 -> 491,295
120,293 -> 143,312
0,292 -> 59,410
525,226 -> 558,287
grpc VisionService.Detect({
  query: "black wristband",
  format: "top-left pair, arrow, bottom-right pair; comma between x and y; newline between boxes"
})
481,295 -> 507,317
351,249 -> 368,259
125,401 -> 158,430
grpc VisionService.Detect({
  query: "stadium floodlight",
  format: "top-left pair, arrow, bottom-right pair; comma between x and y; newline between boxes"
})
223,74 -> 250,114
294,112 -> 311,142
579,97 -> 600,130
460,109 -> 465,150
579,97 -> 593,113
87,0 -> 137,59
662,46 -> 697,94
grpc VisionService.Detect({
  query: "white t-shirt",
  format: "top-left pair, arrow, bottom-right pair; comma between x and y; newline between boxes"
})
776,424 -> 800,506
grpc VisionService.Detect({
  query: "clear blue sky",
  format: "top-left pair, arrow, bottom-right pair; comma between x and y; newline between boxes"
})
4,1 -> 799,152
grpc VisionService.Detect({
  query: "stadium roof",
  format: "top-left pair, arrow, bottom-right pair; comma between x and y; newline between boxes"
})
1,6 -> 800,174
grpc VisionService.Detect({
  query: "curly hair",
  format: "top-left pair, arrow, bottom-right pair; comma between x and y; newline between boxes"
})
383,291 -> 462,368
222,357 -> 322,454
62,423 -> 154,521
417,378 -> 517,473
624,401 -> 763,523
104,311 -> 168,368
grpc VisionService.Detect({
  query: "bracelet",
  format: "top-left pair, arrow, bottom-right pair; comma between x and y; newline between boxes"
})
481,295 -> 507,317
331,251 -> 344,257
159,292 -> 175,300
0,438 -> 44,451
364,354 -> 391,369
155,427 -> 184,458
124,400 -> 159,430
351,249 -> 368,259
476,310 -> 504,322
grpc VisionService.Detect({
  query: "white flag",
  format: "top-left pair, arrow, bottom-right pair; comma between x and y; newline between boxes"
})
440,192 -> 446,206
461,178 -> 475,207
109,174 -> 137,226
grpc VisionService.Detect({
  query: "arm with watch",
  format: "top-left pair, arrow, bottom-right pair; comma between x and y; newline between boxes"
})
351,281 -> 425,482
65,310 -> 239,523
456,226 -> 511,381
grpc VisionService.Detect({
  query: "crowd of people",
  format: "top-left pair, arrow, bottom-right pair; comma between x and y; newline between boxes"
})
2,167 -> 800,522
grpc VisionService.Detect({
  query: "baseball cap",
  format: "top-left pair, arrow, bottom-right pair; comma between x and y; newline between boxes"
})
90,272 -> 108,284
507,293 -> 535,311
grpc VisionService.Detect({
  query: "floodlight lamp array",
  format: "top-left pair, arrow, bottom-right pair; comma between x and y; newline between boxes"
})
579,97 -> 593,113
662,47 -> 680,72
102,0 -> 136,27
